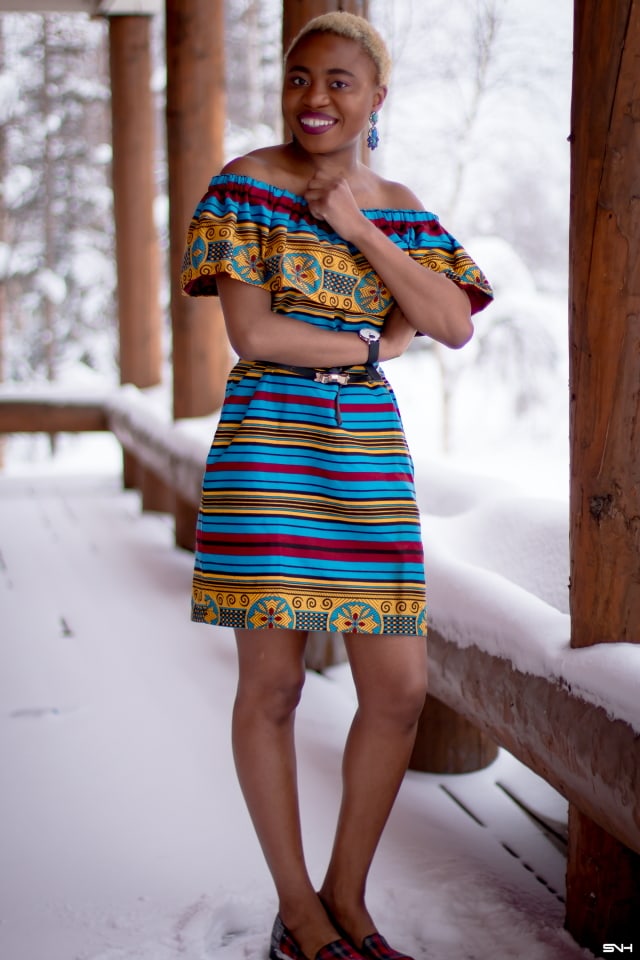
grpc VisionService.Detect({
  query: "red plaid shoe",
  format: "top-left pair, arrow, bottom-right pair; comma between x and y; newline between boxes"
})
270,914 -> 368,960
360,933 -> 415,960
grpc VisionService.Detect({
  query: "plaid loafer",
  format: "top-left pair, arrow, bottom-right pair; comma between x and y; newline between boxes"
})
361,933 -> 415,960
270,914 -> 367,960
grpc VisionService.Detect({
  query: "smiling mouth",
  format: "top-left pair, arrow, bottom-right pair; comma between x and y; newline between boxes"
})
298,114 -> 338,134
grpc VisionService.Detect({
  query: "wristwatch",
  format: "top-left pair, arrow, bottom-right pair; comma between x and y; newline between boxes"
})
357,327 -> 381,366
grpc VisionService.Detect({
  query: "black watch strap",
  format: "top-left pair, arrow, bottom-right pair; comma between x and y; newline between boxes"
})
367,337 -> 380,366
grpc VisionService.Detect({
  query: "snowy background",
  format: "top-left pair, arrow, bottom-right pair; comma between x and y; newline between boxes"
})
2,3 -> 625,960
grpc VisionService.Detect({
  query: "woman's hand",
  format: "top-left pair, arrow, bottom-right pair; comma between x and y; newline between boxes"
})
380,306 -> 417,361
303,175 -> 365,242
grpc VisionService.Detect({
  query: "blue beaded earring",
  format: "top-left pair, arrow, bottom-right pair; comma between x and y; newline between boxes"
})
367,111 -> 379,151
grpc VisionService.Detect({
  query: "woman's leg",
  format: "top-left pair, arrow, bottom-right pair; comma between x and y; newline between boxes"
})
232,628 -> 340,957
319,633 -> 428,945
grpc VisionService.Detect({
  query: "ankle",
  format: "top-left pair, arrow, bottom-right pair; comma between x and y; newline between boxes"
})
277,897 -> 338,959
318,887 -> 375,945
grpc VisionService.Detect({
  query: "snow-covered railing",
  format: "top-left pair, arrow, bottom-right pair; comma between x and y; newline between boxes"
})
1,383 -> 639,857
105,385 -> 214,509
0,382 -> 211,508
414,466 -> 640,855
0,384 -> 109,434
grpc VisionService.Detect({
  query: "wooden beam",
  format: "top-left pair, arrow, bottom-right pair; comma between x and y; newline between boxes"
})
165,0 -> 229,422
426,628 -> 640,857
0,398 -> 108,433
567,0 -> 640,946
410,694 -> 498,774
565,807 -> 640,954
109,15 -> 162,392
569,0 -> 640,647
105,389 -> 207,509
165,0 -> 231,550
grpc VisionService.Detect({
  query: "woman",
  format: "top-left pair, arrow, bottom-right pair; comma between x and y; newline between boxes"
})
181,12 -> 492,960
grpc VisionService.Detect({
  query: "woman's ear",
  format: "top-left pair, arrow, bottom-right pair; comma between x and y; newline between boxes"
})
373,86 -> 388,112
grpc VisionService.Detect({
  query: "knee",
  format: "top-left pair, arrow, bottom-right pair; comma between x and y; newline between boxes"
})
389,676 -> 428,728
362,674 -> 427,731
236,666 -> 306,725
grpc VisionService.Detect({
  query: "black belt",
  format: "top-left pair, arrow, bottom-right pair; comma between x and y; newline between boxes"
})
266,363 -> 384,385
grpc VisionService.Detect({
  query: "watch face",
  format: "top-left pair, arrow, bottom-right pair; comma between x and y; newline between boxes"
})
360,328 -> 380,343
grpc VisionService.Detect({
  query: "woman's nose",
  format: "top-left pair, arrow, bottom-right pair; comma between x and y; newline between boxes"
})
303,82 -> 330,106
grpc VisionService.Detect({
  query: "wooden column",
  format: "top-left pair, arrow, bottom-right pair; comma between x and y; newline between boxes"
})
282,0 -> 369,54
0,19 -> 6,469
567,0 -> 640,952
569,1 -> 640,647
410,694 -> 498,774
566,807 -> 640,955
109,15 -> 167,510
165,0 -> 230,549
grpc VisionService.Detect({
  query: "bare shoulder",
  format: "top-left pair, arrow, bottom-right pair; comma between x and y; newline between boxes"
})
373,175 -> 425,211
221,147 -> 303,194
221,149 -> 274,178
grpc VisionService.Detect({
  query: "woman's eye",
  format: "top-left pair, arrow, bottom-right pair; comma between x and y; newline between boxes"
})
331,80 -> 348,89
290,76 -> 307,86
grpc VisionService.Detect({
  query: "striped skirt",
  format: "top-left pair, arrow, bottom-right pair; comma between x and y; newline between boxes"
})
191,360 -> 427,636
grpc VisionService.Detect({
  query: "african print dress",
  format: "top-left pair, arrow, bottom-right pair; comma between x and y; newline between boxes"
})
181,174 -> 492,636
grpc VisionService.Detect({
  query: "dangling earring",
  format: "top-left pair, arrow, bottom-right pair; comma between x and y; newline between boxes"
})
367,111 -> 379,151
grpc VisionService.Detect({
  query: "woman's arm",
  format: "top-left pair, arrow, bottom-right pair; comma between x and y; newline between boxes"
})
304,176 -> 474,349
217,274 -> 414,365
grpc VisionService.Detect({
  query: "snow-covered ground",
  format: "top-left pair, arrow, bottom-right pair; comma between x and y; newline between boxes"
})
0,438 -> 603,960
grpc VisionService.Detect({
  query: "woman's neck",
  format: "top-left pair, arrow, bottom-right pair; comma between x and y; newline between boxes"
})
286,139 -> 363,183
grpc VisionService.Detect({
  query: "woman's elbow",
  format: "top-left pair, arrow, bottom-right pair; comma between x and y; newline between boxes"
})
435,285 -> 474,349
226,323 -> 265,360
444,314 -> 474,349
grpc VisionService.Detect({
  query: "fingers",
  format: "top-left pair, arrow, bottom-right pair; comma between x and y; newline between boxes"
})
304,175 -> 347,206
304,179 -> 336,219
304,176 -> 357,227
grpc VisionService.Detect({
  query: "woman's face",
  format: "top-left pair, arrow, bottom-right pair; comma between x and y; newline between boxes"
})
282,32 -> 386,156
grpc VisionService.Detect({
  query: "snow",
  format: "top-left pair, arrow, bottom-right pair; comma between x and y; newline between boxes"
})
0,467 -> 591,960
35,266 -> 68,305
2,163 -> 35,209
0,70 -> 19,124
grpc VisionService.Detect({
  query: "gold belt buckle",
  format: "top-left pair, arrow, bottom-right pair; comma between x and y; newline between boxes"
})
314,371 -> 351,385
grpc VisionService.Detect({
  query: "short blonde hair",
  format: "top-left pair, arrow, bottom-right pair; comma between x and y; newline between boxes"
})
285,12 -> 391,88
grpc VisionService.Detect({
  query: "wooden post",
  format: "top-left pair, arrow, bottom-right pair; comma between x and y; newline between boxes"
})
0,19 -> 6,469
565,807 -> 640,956
165,0 -> 230,550
410,694 -> 498,774
109,15 -> 165,506
567,0 -> 640,950
569,0 -> 640,646
282,0 -> 369,53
